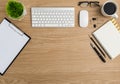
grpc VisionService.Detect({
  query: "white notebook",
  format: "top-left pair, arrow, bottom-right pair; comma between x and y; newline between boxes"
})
0,18 -> 31,75
93,19 -> 120,59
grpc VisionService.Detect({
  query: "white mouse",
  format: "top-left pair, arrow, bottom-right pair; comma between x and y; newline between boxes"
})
79,10 -> 89,28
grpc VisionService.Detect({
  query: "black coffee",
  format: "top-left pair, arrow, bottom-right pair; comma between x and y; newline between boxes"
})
104,2 -> 117,15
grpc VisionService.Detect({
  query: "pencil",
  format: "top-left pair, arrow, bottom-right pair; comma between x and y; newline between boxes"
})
90,43 -> 106,63
89,35 -> 106,57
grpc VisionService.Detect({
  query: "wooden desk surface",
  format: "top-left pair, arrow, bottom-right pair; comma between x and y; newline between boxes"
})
0,0 -> 120,84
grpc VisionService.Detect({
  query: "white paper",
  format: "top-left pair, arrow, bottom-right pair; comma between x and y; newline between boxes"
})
0,19 -> 30,74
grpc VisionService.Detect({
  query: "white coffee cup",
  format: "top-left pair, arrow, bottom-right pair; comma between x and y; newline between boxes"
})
101,0 -> 118,18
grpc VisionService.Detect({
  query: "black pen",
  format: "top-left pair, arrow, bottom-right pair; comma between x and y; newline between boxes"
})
90,43 -> 106,63
89,35 -> 106,58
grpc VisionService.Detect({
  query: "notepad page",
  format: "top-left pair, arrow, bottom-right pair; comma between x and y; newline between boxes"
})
0,19 -> 30,74
93,21 -> 120,59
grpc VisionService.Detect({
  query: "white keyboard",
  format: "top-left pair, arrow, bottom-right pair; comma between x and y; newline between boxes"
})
31,7 -> 75,27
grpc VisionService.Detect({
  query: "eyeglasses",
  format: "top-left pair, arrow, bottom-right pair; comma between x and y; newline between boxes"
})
78,1 -> 100,8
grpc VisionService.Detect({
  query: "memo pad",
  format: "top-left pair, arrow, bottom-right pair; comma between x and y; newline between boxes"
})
0,18 -> 31,75
93,19 -> 120,59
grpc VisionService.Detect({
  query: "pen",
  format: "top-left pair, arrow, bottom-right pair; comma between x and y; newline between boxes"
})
89,35 -> 106,58
90,43 -> 106,63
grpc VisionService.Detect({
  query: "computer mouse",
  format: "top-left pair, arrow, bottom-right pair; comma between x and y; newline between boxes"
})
79,10 -> 89,28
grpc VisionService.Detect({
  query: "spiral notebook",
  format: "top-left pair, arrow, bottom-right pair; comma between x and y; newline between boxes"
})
93,19 -> 120,59
0,18 -> 31,75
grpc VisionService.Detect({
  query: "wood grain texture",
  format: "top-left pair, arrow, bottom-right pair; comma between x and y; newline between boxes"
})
0,0 -> 120,84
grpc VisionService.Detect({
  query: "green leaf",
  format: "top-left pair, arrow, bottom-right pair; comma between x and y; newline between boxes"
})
6,0 -> 24,19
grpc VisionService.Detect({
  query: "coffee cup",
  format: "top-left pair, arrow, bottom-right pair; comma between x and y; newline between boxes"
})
101,0 -> 118,18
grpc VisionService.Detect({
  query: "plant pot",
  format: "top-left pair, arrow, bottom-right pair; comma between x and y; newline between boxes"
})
6,0 -> 27,20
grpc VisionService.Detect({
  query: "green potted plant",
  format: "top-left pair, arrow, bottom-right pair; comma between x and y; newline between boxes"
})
6,0 -> 26,20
